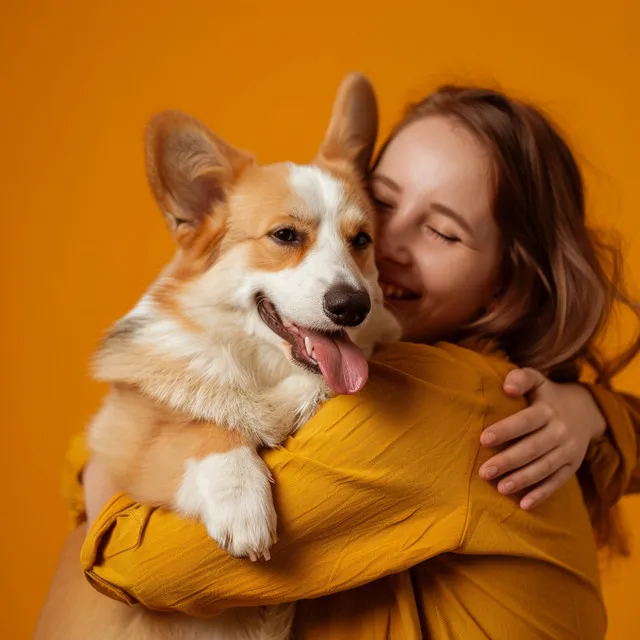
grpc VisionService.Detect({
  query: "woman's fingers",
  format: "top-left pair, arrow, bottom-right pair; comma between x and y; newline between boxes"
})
503,367 -> 547,397
479,421 -> 558,480
495,447 -> 566,495
481,403 -> 553,447
519,465 -> 576,510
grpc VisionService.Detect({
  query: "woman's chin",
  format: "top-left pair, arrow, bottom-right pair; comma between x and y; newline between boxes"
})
388,308 -> 449,345
384,298 -> 425,339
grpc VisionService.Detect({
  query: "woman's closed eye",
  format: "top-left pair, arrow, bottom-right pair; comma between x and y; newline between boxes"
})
426,225 -> 461,244
372,197 -> 394,213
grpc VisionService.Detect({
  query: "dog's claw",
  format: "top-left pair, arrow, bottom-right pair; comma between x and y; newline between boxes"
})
198,450 -> 277,562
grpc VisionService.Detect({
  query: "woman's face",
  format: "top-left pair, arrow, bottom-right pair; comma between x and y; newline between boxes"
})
371,115 -> 502,343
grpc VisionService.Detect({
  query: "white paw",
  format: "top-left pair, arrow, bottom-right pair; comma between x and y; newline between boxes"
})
176,447 -> 277,561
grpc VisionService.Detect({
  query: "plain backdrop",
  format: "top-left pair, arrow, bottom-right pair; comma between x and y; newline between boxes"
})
1,1 -> 639,637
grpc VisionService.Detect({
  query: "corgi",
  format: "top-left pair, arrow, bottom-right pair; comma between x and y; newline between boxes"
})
83,73 -> 400,639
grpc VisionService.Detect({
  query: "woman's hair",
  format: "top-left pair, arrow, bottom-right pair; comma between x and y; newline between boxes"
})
373,85 -> 640,388
373,86 -> 640,553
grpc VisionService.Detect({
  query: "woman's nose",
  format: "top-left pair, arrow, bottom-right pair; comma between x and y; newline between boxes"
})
377,214 -> 412,266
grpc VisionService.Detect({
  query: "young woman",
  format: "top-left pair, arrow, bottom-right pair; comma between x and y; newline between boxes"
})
37,78 -> 640,639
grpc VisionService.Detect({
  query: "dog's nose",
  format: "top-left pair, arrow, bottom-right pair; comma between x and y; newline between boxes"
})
323,283 -> 371,327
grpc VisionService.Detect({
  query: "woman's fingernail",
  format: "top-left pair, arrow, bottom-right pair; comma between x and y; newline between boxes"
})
500,481 -> 514,494
484,466 -> 498,480
481,432 -> 496,446
521,498 -> 534,510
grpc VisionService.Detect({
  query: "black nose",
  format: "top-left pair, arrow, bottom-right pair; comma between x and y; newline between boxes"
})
323,283 -> 371,327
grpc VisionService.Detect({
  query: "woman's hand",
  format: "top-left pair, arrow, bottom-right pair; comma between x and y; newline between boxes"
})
83,458 -> 119,527
479,368 -> 607,510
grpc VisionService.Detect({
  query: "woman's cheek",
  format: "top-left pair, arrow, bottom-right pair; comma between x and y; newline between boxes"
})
456,262 -> 499,314
437,260 -> 492,315
426,257 -> 469,298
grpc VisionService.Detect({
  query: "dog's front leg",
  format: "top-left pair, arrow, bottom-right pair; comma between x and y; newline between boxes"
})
174,438 -> 277,561
93,395 -> 278,560
173,375 -> 326,559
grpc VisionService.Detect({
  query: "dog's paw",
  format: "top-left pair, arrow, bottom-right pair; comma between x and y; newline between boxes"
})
176,447 -> 277,561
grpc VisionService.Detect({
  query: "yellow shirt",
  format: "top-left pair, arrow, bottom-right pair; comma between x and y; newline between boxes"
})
63,342 -> 637,639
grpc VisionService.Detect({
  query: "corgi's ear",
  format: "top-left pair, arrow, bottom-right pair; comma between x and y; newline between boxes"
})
145,111 -> 254,242
315,73 -> 378,177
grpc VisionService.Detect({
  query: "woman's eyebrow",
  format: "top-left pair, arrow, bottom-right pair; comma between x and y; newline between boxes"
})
431,202 -> 474,236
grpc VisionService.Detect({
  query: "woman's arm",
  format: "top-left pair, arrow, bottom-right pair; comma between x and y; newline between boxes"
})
58,344 -> 606,631
47,350 -> 605,640
74,346 -> 500,617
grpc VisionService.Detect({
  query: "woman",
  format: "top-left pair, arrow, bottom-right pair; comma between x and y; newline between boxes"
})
38,79 -> 640,639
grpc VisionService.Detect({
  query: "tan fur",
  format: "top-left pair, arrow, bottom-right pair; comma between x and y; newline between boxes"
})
313,155 -> 379,277
227,165 -> 321,271
91,386 -> 249,506
37,73 -> 400,640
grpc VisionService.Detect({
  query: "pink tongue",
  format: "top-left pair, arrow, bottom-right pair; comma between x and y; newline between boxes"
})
300,329 -> 369,395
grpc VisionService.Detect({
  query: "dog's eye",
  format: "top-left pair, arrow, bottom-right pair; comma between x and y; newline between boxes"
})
351,232 -> 372,250
270,227 -> 302,245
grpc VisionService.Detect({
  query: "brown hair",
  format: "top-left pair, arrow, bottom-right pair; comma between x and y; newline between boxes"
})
374,85 -> 640,551
374,85 -> 639,385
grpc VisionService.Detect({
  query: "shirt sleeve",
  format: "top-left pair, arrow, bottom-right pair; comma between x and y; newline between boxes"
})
78,353 -> 490,617
61,430 -> 90,531
584,385 -> 640,505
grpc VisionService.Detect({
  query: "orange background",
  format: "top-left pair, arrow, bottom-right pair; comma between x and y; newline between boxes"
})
1,1 -> 639,637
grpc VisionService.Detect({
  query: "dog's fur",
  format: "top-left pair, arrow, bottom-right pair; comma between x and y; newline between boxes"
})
39,74 -> 400,640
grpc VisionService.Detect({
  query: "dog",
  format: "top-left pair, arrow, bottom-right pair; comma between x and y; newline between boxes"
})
82,73 -> 400,639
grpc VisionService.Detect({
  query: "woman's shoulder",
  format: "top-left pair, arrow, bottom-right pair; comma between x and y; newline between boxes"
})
319,340 -> 525,447
371,340 -> 515,394
293,340 -> 523,480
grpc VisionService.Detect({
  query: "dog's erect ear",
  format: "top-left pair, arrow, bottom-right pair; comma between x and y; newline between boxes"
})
145,111 -> 254,241
315,73 -> 378,177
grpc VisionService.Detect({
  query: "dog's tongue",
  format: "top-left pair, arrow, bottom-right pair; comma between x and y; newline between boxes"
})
300,329 -> 368,395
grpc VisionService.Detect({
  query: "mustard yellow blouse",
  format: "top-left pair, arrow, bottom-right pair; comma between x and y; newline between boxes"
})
63,342 -> 639,639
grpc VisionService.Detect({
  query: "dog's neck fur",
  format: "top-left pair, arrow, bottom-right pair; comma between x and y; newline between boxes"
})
92,272 -> 329,442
